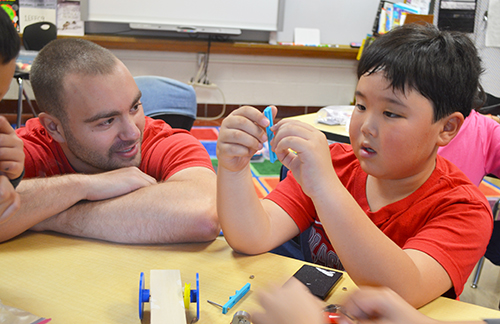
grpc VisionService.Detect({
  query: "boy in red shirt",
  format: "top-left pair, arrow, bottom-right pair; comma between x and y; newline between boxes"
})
216,24 -> 492,307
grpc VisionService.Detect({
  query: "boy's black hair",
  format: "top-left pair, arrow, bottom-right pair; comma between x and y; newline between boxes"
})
0,7 -> 20,64
357,23 -> 483,122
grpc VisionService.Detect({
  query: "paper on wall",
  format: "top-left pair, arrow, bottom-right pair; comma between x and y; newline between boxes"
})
294,28 -> 320,45
406,0 -> 431,15
19,0 -> 56,30
486,0 -> 500,47
57,1 -> 83,36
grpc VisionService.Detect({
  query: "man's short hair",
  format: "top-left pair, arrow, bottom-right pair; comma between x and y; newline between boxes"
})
0,8 -> 20,64
358,23 -> 483,122
30,38 -> 118,121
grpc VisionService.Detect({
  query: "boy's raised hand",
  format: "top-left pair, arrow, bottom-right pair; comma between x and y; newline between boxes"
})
272,119 -> 335,198
0,116 -> 24,180
217,106 -> 272,172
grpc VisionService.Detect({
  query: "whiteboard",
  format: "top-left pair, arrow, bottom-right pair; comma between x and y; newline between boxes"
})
276,0 -> 381,45
81,0 -> 281,32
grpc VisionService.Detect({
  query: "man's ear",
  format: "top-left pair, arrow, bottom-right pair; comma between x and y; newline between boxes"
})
38,112 -> 66,143
437,111 -> 464,146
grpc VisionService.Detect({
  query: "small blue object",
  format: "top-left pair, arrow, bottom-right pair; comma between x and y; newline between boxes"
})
138,272 -> 150,320
190,273 -> 200,320
263,106 -> 277,163
222,283 -> 251,314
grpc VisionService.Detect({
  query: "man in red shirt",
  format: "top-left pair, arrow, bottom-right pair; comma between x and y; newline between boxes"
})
4,38 -> 218,244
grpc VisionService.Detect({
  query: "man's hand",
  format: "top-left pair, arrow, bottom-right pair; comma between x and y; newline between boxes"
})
83,166 -> 157,201
0,116 -> 24,180
29,167 -> 157,233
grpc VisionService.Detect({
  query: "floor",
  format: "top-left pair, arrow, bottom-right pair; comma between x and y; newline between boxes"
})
461,177 -> 500,310
462,258 -> 500,310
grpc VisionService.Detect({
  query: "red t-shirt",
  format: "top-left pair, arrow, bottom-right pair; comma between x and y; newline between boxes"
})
16,117 -> 214,180
266,143 -> 492,297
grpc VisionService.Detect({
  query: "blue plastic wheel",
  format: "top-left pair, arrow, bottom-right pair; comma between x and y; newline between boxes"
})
189,273 -> 200,321
139,272 -> 150,320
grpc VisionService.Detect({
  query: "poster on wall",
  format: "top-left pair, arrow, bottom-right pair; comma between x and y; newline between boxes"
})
438,0 -> 477,33
486,0 -> 500,47
57,0 -> 83,36
19,0 -> 56,31
0,0 -> 20,32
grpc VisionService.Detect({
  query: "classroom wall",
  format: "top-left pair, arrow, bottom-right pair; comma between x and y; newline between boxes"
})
7,0 -> 498,110
6,50 -> 359,110
3,0 -> 388,114
474,0 -> 500,98
6,0 -> 369,110
277,0 -> 380,45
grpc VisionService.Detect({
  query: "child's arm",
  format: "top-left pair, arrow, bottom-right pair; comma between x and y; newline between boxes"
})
0,175 -> 21,224
340,286 -> 483,324
0,116 -> 24,223
271,120 -> 452,307
253,282 -> 486,324
252,277 -> 324,324
0,116 -> 24,181
216,106 -> 300,254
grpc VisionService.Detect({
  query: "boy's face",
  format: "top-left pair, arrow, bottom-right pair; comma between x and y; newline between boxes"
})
350,71 -> 443,181
0,58 -> 16,100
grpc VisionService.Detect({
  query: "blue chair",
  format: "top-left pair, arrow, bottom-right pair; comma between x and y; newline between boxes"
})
134,76 -> 197,131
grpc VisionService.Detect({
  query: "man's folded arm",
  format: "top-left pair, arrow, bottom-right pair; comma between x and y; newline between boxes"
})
31,167 -> 219,244
0,166 -> 157,243
0,174 -> 90,242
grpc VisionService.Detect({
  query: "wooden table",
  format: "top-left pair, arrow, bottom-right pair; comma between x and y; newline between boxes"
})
1,232 -> 499,323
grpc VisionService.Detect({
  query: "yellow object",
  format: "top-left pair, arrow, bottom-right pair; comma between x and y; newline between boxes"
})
356,38 -> 366,60
184,283 -> 191,309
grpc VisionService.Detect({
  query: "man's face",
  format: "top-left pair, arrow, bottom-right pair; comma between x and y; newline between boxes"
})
59,62 -> 145,174
0,58 -> 16,100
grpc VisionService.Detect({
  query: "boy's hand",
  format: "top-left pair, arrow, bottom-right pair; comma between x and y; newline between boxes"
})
0,116 -> 24,180
0,176 -> 21,224
339,287 -> 438,324
272,120 -> 336,198
217,106 -> 272,173
252,277 -> 324,324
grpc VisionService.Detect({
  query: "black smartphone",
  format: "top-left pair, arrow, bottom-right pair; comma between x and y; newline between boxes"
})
291,264 -> 343,300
